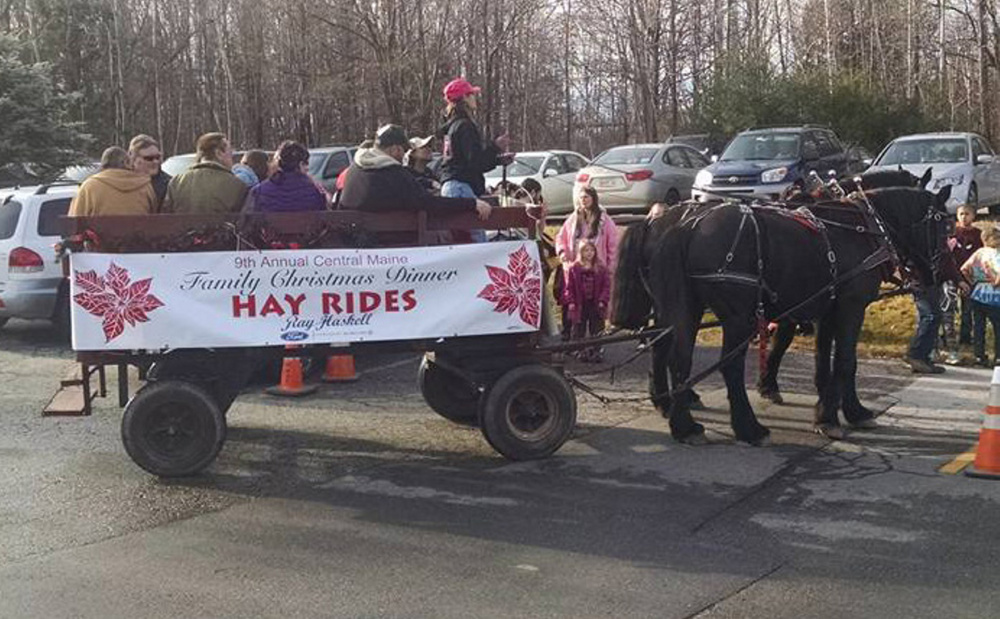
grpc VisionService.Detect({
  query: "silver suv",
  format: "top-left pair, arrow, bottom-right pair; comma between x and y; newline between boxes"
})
0,183 -> 78,334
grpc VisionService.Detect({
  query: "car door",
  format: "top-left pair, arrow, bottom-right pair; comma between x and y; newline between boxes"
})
540,155 -> 571,210
973,136 -> 1000,205
822,131 -> 849,176
35,197 -> 73,281
662,147 -> 691,200
320,150 -> 351,193
553,154 -> 587,208
678,148 -> 710,198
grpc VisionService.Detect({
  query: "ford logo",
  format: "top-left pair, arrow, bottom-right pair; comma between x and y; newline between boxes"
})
281,331 -> 310,342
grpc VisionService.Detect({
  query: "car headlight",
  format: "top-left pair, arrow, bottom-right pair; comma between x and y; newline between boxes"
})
760,167 -> 789,184
695,170 -> 713,187
933,175 -> 965,190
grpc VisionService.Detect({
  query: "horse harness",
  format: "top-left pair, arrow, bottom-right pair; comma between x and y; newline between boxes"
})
673,186 -> 943,323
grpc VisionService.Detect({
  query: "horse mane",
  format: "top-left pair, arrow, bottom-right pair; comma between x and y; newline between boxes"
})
611,221 -> 654,329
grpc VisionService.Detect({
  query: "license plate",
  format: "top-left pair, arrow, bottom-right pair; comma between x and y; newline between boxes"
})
593,177 -> 625,190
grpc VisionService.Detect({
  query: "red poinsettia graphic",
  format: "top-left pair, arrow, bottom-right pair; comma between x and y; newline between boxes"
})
73,263 -> 165,342
477,246 -> 541,328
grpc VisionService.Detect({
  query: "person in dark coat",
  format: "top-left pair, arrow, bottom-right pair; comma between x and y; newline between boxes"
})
128,134 -> 170,209
243,141 -> 327,213
340,124 -> 492,219
438,78 -> 512,241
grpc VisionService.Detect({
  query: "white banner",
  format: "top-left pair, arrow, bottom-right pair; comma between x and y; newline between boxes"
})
69,241 -> 542,351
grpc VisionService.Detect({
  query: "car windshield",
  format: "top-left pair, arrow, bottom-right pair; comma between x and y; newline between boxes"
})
877,139 -> 969,165
485,155 -> 545,178
721,133 -> 801,161
161,154 -> 197,176
592,147 -> 659,166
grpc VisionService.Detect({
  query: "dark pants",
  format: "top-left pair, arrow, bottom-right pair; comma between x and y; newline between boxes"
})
972,301 -> 1000,361
909,286 -> 942,363
960,297 -> 977,345
571,301 -> 604,341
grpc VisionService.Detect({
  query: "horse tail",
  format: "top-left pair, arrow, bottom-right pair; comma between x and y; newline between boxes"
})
610,222 -> 653,329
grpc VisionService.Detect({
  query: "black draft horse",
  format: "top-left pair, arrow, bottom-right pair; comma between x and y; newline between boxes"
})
757,168 -> 933,404
612,183 -> 952,444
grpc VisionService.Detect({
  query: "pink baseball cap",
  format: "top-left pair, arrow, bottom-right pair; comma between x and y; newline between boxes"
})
443,78 -> 481,103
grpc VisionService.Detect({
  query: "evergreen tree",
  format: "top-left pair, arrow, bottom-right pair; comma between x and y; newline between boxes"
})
0,34 -> 90,182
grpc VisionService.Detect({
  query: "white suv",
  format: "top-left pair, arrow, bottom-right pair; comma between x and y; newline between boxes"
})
0,183 -> 78,334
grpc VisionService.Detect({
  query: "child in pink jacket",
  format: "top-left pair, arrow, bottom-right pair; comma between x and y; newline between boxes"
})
564,238 -> 611,362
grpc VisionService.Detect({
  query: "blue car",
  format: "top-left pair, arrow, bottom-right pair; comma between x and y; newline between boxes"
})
692,126 -> 857,201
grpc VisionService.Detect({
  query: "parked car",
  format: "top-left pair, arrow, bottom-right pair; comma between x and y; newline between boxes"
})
692,126 -> 857,202
484,150 -> 589,215
161,153 -> 198,177
866,132 -> 1000,214
307,146 -> 357,193
575,143 -> 710,212
0,183 -> 78,334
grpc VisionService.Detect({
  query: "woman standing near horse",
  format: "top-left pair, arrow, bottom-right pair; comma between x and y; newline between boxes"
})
439,78 -> 510,241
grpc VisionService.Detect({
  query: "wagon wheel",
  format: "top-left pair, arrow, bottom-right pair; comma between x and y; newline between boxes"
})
418,354 -> 481,425
478,364 -> 576,460
121,380 -> 226,477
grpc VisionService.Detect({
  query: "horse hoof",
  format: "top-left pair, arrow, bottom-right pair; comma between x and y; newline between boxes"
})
759,390 -> 784,405
678,432 -> 709,446
849,418 -> 878,430
814,424 -> 846,440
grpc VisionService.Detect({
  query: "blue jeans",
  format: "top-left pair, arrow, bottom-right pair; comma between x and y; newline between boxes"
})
441,180 -> 485,243
909,286 -> 942,362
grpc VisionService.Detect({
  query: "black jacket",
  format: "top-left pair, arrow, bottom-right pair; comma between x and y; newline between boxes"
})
151,170 -> 171,208
439,116 -> 501,196
340,148 -> 476,213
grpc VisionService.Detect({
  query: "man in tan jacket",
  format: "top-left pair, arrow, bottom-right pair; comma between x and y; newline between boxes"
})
161,132 -> 247,214
68,147 -> 156,217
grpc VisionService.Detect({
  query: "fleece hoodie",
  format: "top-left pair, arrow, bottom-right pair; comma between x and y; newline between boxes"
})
68,168 -> 156,217
339,147 -> 476,213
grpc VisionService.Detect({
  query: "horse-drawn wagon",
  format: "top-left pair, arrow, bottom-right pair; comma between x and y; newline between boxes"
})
60,207 -> 583,477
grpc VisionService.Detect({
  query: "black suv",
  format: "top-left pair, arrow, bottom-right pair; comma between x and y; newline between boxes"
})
692,126 -> 860,201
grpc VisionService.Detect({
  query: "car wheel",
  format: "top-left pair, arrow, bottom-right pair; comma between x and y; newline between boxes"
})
0,317 -> 8,330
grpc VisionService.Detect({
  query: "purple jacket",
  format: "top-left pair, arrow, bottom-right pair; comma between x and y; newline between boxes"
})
562,263 -> 610,324
243,170 -> 326,213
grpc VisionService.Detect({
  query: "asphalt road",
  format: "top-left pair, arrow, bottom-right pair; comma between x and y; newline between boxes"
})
1,318 -> 999,618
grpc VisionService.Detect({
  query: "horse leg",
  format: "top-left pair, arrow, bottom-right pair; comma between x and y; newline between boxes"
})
758,319 -> 795,404
649,334 -> 673,419
663,306 -> 706,443
721,320 -> 771,445
813,311 -> 843,438
836,309 -> 878,429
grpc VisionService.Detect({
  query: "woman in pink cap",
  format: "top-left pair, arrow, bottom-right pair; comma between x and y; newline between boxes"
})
438,78 -> 510,241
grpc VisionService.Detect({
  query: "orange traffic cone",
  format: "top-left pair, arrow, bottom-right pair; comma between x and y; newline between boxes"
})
322,353 -> 359,383
265,347 -> 319,397
967,366 -> 1000,479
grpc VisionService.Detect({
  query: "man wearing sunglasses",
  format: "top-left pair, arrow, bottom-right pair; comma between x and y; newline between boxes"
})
128,134 -> 171,209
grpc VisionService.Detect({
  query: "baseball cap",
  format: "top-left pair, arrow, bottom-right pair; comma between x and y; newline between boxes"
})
408,135 -> 434,150
443,78 -> 481,103
375,124 -> 409,149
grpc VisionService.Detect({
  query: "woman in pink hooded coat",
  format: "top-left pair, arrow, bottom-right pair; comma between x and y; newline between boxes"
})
554,187 -> 618,338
